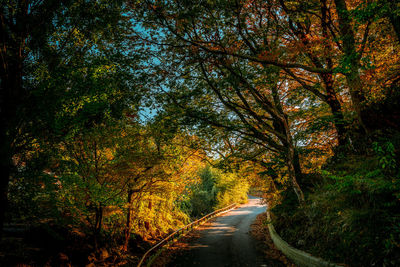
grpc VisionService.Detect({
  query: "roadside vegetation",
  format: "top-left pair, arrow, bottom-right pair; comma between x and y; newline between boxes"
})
272,143 -> 400,266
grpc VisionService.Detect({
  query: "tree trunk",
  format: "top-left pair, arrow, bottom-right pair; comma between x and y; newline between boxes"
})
345,71 -> 368,132
320,0 -> 348,147
282,116 -> 305,205
94,204 -> 103,250
388,0 -> 400,43
334,0 -> 369,133
389,16 -> 400,44
271,79 -> 305,205
123,189 -> 133,251
287,145 -> 305,205
283,0 -> 349,147
0,153 -> 10,240
0,65 -> 23,240
0,87 -> 12,238
293,149 -> 303,186
0,99 -> 13,239
321,72 -> 349,147
0,6 -> 26,238
325,91 -> 348,147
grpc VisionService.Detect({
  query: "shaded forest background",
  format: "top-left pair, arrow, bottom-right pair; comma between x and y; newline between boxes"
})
0,0 -> 400,266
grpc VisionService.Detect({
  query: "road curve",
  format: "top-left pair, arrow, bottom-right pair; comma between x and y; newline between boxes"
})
167,196 -> 270,267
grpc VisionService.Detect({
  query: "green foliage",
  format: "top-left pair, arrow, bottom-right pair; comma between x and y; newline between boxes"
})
272,152 -> 400,266
214,171 -> 249,209
186,166 -> 249,218
373,141 -> 398,173
187,166 -> 218,217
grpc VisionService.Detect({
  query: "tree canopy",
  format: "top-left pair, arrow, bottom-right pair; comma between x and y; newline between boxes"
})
1,0 -> 400,266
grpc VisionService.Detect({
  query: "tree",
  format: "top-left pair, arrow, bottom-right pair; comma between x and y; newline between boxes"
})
133,0 -> 308,203
0,0 -> 133,237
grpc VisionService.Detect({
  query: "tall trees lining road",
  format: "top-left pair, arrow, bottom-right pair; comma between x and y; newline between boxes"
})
132,0 -> 400,203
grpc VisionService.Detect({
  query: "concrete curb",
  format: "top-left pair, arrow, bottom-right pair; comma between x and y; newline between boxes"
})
266,211 -> 341,267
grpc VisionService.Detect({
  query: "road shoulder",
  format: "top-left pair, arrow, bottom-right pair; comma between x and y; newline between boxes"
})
250,212 -> 296,267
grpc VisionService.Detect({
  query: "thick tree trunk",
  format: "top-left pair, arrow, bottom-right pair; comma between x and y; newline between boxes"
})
287,145 -> 305,205
271,78 -> 305,205
0,81 -> 11,238
0,10 -> 26,238
282,116 -> 305,205
326,98 -> 348,147
321,73 -> 349,147
327,99 -> 348,146
0,68 -> 22,240
283,0 -> 349,147
320,0 -> 348,147
344,71 -> 368,133
334,0 -> 369,134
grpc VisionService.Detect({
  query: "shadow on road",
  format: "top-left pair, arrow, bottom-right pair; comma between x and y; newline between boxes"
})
165,197 -> 284,267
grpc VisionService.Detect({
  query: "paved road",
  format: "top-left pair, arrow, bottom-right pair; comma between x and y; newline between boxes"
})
168,196 -> 272,267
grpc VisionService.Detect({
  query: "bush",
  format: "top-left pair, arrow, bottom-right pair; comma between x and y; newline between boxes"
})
271,153 -> 400,266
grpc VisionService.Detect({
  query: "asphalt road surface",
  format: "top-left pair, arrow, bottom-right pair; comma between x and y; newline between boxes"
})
167,196 -> 273,267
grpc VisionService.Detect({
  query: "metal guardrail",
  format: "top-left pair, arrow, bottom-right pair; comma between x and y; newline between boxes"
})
266,211 -> 340,267
137,203 -> 237,267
